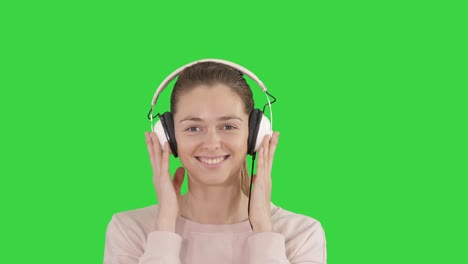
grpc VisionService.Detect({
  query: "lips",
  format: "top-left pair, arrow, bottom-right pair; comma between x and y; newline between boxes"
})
196,155 -> 230,166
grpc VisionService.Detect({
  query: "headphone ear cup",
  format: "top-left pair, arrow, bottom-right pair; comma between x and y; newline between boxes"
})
158,112 -> 178,157
153,119 -> 168,150
254,114 -> 273,152
248,109 -> 272,155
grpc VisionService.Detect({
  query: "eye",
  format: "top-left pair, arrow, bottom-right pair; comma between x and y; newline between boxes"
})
223,124 -> 237,130
186,126 -> 200,132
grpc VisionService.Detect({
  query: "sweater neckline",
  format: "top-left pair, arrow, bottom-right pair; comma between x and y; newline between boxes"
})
173,202 -> 279,234
176,216 -> 252,233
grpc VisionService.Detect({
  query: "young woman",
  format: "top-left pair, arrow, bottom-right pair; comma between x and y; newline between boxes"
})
104,60 -> 327,264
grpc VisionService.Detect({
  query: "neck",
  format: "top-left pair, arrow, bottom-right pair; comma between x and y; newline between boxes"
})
181,182 -> 249,225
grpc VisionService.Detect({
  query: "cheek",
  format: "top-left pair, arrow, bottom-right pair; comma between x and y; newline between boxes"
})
226,133 -> 249,153
175,134 -> 196,154
176,138 -> 195,168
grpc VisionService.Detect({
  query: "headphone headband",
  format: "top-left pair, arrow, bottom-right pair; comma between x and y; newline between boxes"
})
149,58 -> 274,133
151,59 -> 268,106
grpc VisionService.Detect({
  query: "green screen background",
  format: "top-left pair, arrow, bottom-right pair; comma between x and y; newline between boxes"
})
1,1 -> 466,263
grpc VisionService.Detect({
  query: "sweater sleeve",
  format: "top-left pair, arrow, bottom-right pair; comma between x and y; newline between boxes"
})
248,232 -> 289,263
104,215 -> 183,264
247,220 -> 327,264
138,232 -> 183,264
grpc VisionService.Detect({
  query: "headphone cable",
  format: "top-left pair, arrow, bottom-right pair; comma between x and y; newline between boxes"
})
247,152 -> 256,231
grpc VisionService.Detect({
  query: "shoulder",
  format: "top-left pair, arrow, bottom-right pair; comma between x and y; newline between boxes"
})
104,205 -> 161,259
271,202 -> 324,234
112,204 -> 158,222
270,202 -> 326,258
108,204 -> 159,239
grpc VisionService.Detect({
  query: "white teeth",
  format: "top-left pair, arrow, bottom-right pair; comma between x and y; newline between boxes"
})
198,156 -> 226,165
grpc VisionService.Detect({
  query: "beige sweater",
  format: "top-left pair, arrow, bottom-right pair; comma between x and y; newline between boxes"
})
104,203 -> 326,264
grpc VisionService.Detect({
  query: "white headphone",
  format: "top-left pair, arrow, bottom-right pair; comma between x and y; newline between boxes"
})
148,59 -> 274,157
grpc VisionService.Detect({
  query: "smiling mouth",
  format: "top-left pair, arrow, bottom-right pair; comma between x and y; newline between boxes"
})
196,155 -> 230,165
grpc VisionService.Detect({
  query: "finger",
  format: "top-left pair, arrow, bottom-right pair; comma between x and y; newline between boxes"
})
161,142 -> 170,177
257,147 -> 264,177
262,134 -> 271,161
148,132 -> 163,165
173,167 -> 185,193
145,132 -> 159,174
267,132 -> 280,170
263,142 -> 268,173
261,134 -> 272,186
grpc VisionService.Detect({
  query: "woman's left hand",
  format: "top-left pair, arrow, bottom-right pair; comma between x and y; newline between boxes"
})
249,131 -> 280,232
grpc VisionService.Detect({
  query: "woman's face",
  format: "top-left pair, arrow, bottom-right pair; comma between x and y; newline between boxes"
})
173,84 -> 249,187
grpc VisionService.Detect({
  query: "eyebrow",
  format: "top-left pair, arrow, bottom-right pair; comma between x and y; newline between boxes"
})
179,116 -> 243,123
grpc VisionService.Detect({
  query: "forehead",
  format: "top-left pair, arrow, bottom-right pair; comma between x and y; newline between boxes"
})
173,84 -> 247,120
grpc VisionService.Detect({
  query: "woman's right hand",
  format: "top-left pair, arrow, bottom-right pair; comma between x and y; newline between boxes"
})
145,132 -> 185,232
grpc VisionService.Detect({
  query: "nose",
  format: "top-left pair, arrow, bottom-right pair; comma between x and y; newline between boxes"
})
202,128 -> 221,151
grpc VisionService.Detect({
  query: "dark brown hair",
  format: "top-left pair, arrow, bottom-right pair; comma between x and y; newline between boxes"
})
171,61 -> 254,196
